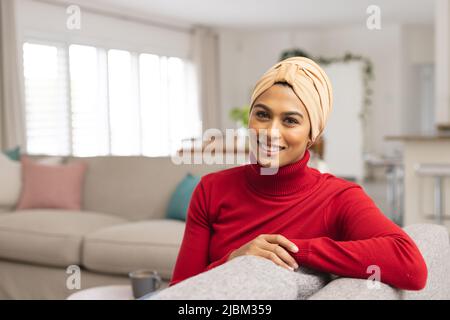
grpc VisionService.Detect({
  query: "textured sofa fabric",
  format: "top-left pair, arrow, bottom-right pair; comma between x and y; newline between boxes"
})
0,210 -> 125,267
149,255 -> 330,300
307,278 -> 401,300
66,156 -> 237,221
82,219 -> 185,279
400,224 -> 450,299
149,223 -> 450,300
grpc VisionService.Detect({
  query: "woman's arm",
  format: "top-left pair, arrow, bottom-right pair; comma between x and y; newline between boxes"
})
290,186 -> 428,290
169,178 -> 232,287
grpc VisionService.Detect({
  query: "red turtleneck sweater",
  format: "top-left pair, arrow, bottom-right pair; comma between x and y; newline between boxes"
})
169,151 -> 427,290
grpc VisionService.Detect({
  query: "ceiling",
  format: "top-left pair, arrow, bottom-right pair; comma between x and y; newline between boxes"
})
52,0 -> 435,29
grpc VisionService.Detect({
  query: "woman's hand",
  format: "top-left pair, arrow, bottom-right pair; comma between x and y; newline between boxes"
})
227,234 -> 299,271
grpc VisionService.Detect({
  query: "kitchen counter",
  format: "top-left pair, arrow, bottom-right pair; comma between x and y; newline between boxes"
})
384,135 -> 450,229
386,133 -> 450,141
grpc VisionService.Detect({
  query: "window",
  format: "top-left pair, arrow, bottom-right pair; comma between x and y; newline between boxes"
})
22,42 -> 201,157
139,54 -> 199,156
69,45 -> 109,156
108,49 -> 141,156
23,43 -> 70,155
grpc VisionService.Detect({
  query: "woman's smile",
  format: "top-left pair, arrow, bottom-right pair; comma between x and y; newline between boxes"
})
257,139 -> 287,156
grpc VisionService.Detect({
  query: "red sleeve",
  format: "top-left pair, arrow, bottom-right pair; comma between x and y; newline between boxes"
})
290,186 -> 428,290
169,179 -> 232,287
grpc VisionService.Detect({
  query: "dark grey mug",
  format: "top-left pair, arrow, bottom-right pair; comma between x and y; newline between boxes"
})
129,270 -> 162,299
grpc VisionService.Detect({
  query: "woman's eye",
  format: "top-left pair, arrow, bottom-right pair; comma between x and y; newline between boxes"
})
256,111 -> 269,118
284,117 -> 299,124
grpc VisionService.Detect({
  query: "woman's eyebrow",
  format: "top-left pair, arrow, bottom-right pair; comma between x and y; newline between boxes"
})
254,103 -> 304,119
253,103 -> 271,111
283,111 -> 304,119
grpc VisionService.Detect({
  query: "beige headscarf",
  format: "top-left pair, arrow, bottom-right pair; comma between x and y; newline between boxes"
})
249,56 -> 333,147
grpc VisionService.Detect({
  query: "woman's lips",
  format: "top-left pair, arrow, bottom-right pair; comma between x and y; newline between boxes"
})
257,140 -> 286,156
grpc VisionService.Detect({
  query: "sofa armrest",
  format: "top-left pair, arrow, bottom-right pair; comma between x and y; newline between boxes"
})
149,223 -> 450,300
310,223 -> 450,300
400,224 -> 450,299
148,255 -> 329,300
307,277 -> 401,300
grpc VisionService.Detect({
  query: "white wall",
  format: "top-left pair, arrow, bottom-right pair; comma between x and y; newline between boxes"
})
400,25 -> 435,135
217,24 -> 434,158
435,0 -> 450,127
16,0 -> 435,159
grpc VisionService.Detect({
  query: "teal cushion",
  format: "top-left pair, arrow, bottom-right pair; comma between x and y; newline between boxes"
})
3,146 -> 20,161
166,173 -> 201,221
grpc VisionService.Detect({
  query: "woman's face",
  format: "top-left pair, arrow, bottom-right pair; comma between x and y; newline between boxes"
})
248,83 -> 311,167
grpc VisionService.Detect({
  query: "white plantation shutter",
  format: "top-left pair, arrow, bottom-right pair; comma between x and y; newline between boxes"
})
168,57 -> 189,154
139,54 -> 201,156
69,45 -> 110,157
139,53 -> 168,157
22,41 -> 201,157
108,49 -> 141,156
23,42 -> 70,155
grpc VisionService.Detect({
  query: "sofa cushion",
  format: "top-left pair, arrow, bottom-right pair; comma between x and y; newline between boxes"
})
3,146 -> 20,161
166,173 -> 200,221
17,157 -> 87,210
0,210 -> 125,267
82,219 -> 185,280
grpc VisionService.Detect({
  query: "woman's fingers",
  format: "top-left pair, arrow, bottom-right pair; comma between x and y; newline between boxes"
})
262,234 -> 299,253
230,234 -> 300,271
257,234 -> 299,270
261,242 -> 299,270
257,248 -> 294,271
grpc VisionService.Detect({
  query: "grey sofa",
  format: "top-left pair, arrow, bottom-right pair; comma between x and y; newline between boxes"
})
149,224 -> 450,300
0,155 -> 236,299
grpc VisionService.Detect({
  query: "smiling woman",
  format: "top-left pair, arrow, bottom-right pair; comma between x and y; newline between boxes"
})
170,56 -> 428,291
249,84 -> 311,167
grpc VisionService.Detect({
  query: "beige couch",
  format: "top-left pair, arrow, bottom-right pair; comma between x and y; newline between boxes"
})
0,155 -> 237,299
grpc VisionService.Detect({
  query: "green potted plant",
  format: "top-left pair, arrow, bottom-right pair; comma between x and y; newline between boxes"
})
229,105 -> 250,128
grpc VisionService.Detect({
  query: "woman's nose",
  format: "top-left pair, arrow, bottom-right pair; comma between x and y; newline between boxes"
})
259,122 -> 282,144
269,120 -> 283,137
